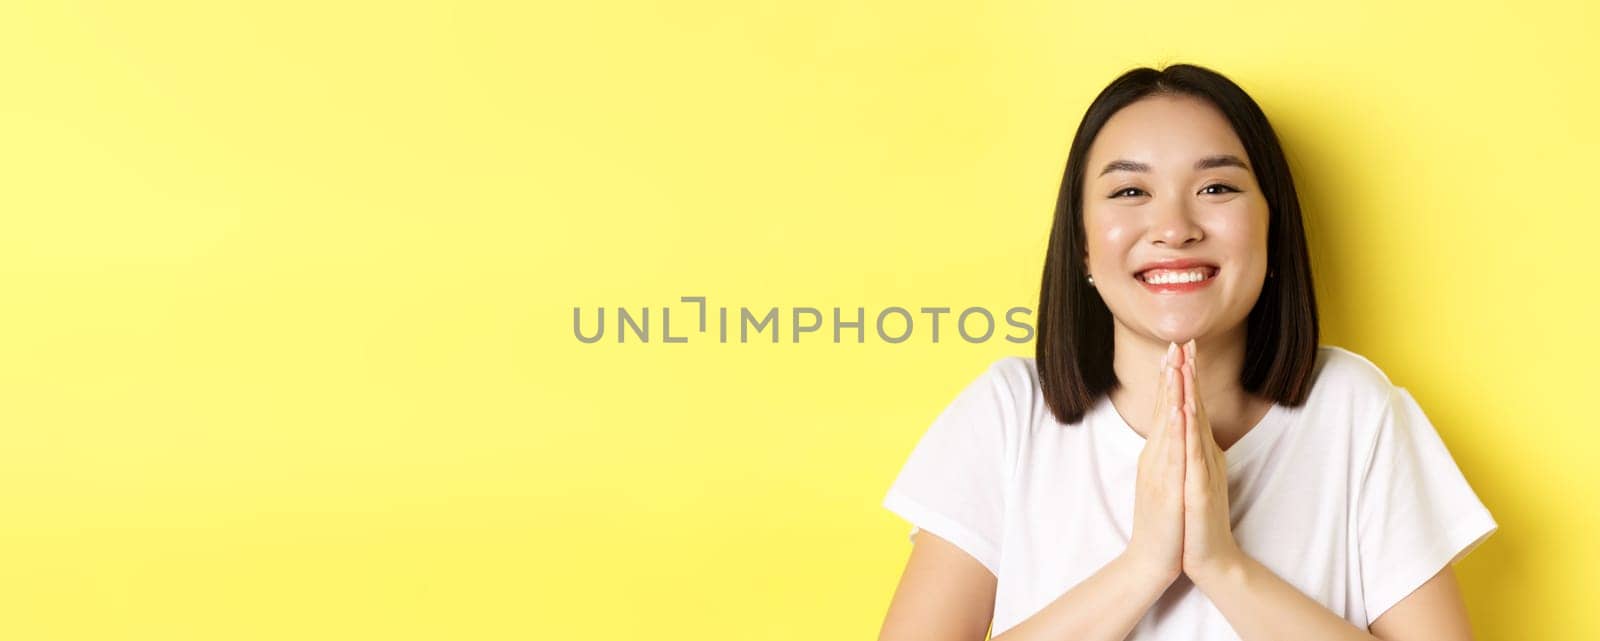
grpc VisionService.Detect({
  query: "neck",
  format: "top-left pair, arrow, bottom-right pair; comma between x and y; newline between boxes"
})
1107,322 -> 1263,449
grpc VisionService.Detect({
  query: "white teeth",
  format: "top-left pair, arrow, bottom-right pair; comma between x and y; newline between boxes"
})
1142,268 -> 1211,284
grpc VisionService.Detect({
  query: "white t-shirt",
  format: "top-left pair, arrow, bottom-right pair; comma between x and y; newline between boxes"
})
882,346 -> 1497,639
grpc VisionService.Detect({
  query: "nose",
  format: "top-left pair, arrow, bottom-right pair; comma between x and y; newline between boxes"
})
1150,199 -> 1203,247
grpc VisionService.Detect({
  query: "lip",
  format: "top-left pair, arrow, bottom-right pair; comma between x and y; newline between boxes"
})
1133,258 -> 1220,276
1133,259 -> 1220,294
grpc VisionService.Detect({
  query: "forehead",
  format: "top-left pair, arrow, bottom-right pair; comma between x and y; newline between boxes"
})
1086,94 -> 1246,170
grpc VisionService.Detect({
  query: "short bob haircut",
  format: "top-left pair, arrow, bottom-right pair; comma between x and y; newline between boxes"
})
1036,63 -> 1319,426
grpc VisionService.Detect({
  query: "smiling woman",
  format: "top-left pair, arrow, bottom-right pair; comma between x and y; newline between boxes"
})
1043,73 -> 1315,430
879,64 -> 1496,641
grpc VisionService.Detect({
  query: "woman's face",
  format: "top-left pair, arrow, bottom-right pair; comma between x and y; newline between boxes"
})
1081,94 -> 1271,345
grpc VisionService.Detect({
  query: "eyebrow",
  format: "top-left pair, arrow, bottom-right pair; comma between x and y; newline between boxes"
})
1097,154 -> 1250,177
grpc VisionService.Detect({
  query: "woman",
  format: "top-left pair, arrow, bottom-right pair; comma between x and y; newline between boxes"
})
878,64 -> 1497,640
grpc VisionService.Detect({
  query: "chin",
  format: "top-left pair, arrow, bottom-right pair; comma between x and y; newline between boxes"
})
1149,324 -> 1207,344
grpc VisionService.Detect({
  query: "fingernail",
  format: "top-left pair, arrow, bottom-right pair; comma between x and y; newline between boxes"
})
1165,342 -> 1176,366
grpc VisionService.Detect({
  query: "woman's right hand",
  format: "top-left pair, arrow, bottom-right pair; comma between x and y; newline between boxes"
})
1124,342 -> 1186,586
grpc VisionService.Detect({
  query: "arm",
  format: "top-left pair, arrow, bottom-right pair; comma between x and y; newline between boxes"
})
878,530 -> 1174,641
878,530 -> 996,641
879,346 -> 1190,640
1175,344 -> 1479,640
1189,555 -> 1474,641
1370,566 -> 1476,639
989,549 -> 1174,641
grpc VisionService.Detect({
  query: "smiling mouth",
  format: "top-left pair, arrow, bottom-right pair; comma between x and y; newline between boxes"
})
1134,266 -> 1219,283
1135,266 -> 1219,291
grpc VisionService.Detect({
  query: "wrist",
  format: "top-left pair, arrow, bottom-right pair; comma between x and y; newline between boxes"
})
1117,549 -> 1180,590
1187,549 -> 1249,590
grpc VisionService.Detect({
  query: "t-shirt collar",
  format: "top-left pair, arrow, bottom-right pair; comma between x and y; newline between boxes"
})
1092,393 -> 1291,470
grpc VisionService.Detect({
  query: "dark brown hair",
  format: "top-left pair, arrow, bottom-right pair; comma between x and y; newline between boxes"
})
1036,63 -> 1319,425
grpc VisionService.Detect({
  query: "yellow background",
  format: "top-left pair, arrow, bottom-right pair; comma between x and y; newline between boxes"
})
1,1 -> 1593,639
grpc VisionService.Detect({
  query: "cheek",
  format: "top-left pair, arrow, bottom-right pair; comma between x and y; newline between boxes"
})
1211,203 -> 1270,267
1084,214 -> 1138,261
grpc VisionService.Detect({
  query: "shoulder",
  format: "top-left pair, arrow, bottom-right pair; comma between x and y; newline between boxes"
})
1308,345 -> 1399,406
952,355 -> 1039,407
984,355 -> 1041,396
1305,345 -> 1412,445
933,356 -> 1039,415
947,355 -> 1043,436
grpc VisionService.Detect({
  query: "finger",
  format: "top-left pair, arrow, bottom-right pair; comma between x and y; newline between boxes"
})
1167,364 -> 1182,453
1153,343 -> 1174,425
1154,365 -> 1174,446
1160,346 -> 1173,400
1187,340 -> 1215,442
1210,432 -> 1226,481
1209,405 -> 1226,472
1152,398 -> 1170,460
1208,422 -> 1226,495
1170,351 -> 1182,417
1191,343 -> 1207,419
1180,383 -> 1197,495
1169,365 -> 1183,447
1183,363 -> 1201,469
1205,419 -> 1225,483
1168,404 -> 1183,466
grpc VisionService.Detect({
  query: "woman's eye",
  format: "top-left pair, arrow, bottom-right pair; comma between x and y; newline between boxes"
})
1111,187 -> 1145,198
1201,183 -> 1240,195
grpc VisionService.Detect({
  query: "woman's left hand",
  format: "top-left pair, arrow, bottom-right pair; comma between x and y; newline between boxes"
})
1179,339 -> 1246,582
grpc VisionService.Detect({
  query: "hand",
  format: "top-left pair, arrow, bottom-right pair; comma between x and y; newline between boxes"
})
1178,339 -> 1246,581
1124,342 -> 1186,585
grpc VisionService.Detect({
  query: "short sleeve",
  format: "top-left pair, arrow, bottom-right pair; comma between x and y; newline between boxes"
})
1356,385 -> 1498,627
882,359 -> 1019,577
